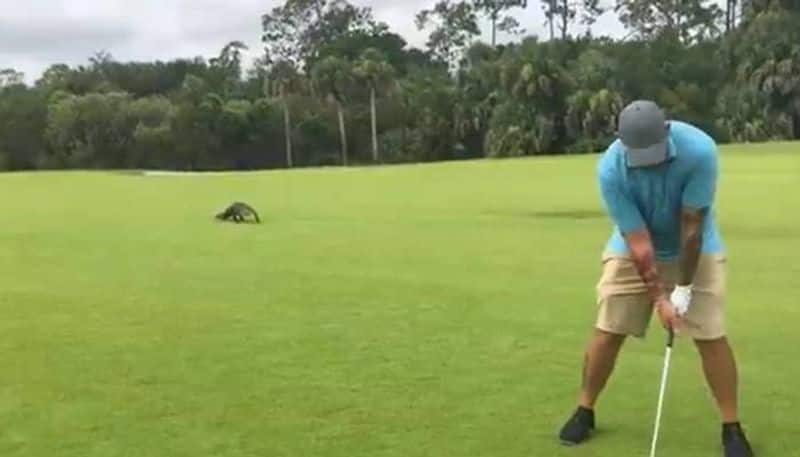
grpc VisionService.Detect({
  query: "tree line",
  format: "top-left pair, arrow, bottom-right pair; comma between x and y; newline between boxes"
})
0,0 -> 798,172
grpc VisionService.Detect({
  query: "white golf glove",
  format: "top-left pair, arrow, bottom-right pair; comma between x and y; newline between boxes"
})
670,285 -> 693,316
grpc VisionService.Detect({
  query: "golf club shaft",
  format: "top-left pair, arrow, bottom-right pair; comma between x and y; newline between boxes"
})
649,328 -> 675,457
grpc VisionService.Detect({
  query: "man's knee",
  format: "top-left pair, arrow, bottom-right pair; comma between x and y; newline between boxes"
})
693,335 -> 731,351
592,328 -> 627,350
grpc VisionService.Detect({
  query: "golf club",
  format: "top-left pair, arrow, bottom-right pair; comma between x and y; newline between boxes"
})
649,327 -> 675,457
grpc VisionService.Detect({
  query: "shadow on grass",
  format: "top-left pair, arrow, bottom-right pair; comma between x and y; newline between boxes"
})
486,209 -> 605,220
541,427 -> 617,456
531,209 -> 605,220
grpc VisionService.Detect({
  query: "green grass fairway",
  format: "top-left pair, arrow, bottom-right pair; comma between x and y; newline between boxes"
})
1,143 -> 798,457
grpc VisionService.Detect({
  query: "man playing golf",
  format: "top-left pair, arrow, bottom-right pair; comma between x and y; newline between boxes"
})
558,100 -> 754,456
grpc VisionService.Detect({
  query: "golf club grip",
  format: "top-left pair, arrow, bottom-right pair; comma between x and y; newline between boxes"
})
666,327 -> 675,347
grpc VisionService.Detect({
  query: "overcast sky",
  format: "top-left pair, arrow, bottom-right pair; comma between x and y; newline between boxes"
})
0,0 -> 627,83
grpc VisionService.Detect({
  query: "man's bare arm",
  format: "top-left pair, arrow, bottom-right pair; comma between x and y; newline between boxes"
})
623,228 -> 667,304
625,228 -> 681,330
678,208 -> 704,286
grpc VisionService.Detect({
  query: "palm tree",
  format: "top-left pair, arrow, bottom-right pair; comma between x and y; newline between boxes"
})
311,56 -> 352,166
751,49 -> 800,138
354,48 -> 395,163
268,60 -> 301,168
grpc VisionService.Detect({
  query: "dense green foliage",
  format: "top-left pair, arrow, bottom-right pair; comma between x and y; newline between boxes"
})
0,0 -> 798,171
2,144 -> 798,456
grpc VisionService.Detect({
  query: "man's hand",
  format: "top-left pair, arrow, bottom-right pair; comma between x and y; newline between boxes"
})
623,228 -> 667,304
622,228 -> 685,332
670,285 -> 692,316
655,296 -> 681,332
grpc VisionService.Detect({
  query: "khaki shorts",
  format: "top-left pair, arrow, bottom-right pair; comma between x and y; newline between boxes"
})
595,253 -> 727,340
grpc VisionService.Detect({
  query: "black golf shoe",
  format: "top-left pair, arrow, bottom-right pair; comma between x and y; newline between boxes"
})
558,406 -> 595,445
723,422 -> 754,457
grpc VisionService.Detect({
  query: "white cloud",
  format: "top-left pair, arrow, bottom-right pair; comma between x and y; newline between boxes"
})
0,0 -> 627,84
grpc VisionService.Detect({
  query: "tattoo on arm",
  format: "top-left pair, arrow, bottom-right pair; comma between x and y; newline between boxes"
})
678,208 -> 704,285
624,229 -> 666,304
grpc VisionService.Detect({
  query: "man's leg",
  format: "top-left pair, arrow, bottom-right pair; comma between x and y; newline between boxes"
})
695,337 -> 753,456
560,328 -> 631,445
579,329 -> 627,409
695,337 -> 739,423
560,256 -> 651,445
683,254 -> 753,456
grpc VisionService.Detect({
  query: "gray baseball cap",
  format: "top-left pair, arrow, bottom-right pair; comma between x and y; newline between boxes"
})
617,100 -> 670,167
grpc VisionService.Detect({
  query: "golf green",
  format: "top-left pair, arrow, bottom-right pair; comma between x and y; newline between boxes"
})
1,142 -> 797,456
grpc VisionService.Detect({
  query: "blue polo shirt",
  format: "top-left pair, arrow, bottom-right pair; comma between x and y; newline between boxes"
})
597,120 -> 724,260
